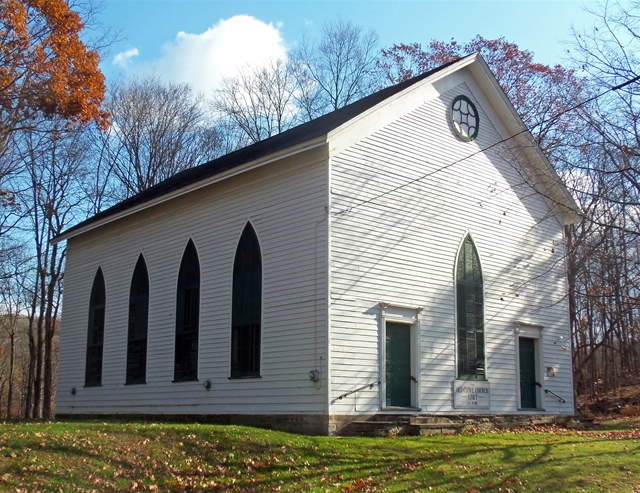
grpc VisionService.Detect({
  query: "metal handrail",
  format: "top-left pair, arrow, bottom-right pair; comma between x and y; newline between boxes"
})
335,381 -> 381,400
545,389 -> 566,403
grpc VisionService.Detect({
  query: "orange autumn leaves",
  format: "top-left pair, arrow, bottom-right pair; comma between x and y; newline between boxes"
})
0,0 -> 108,131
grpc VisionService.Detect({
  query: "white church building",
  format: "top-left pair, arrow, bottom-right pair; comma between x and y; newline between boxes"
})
54,54 -> 579,435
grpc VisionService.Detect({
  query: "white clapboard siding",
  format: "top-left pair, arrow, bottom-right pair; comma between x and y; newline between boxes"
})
56,149 -> 329,415
329,80 -> 574,415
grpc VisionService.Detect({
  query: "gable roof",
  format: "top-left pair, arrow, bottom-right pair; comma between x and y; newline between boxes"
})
54,54 -> 579,243
53,58 -> 464,244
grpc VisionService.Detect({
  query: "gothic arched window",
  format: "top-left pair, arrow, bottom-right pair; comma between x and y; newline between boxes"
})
174,240 -> 200,381
231,223 -> 262,378
126,255 -> 149,385
456,235 -> 485,380
85,268 -> 106,387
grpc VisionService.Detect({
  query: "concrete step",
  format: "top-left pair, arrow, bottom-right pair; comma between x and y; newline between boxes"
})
409,416 -> 459,425
415,422 -> 466,436
351,414 -> 460,425
333,413 -> 583,436
339,418 -> 466,437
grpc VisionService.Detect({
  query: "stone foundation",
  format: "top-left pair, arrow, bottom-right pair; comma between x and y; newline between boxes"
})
56,412 -> 583,436
56,413 -> 330,435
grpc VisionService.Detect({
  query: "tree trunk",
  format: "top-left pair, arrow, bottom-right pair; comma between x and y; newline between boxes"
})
43,244 -> 60,419
0,380 -> 5,419
25,311 -> 37,418
33,274 -> 46,419
7,330 -> 15,418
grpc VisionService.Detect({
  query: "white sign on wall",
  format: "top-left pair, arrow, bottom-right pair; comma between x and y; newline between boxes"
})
453,380 -> 491,409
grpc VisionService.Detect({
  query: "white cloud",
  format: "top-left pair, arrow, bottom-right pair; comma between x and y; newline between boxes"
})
152,15 -> 288,96
113,48 -> 140,68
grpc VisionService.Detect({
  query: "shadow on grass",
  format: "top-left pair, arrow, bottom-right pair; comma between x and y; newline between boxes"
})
1,422 -> 638,492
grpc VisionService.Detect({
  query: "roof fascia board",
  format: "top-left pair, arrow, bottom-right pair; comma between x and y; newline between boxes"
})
53,136 -> 328,244
467,57 -> 581,225
326,55 -> 479,157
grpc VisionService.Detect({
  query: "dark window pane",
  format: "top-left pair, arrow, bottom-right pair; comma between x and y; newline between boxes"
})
175,241 -> 200,381
457,327 -> 468,378
456,236 -> 484,380
231,224 -> 262,377
85,268 -> 106,387
456,284 -> 466,328
183,288 -> 192,329
126,255 -> 149,385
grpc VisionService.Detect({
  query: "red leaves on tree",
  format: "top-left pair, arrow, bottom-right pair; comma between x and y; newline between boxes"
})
379,36 -> 585,156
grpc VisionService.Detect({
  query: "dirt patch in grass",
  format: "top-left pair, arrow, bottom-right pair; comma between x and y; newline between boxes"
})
578,383 -> 640,419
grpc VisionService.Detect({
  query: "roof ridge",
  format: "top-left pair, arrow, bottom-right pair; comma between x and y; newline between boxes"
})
55,56 -> 466,242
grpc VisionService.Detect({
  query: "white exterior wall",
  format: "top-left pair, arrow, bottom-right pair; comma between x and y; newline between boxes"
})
56,148 -> 329,415
329,78 -> 574,416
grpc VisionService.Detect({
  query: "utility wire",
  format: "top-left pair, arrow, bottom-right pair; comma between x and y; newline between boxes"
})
332,73 -> 640,217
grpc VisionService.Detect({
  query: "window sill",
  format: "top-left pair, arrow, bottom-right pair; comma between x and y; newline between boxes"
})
228,375 -> 262,380
172,378 -> 199,383
125,381 -> 147,386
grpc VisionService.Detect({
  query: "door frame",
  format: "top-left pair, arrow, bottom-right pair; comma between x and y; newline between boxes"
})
514,321 -> 545,411
379,302 -> 423,411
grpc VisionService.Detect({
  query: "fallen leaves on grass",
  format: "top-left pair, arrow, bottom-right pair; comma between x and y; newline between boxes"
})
464,423 -> 640,439
0,421 -> 637,492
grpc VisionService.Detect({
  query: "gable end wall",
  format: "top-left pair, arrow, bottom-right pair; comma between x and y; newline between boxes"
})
328,81 -> 573,417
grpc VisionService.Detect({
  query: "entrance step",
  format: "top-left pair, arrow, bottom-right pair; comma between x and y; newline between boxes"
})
333,413 -> 581,436
338,416 -> 466,437
343,420 -> 417,437
415,422 -> 466,436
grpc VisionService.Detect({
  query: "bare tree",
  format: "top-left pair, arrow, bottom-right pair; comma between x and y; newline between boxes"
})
11,121 -> 94,419
212,21 -> 380,141
293,20 -> 380,119
103,76 -> 224,198
571,1 -> 640,196
0,240 -> 32,418
211,59 -> 299,145
564,0 -> 640,400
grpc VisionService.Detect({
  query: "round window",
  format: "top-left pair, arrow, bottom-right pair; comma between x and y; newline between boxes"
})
450,95 -> 479,141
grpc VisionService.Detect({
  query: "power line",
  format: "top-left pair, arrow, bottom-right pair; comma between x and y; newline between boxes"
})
331,73 -> 640,218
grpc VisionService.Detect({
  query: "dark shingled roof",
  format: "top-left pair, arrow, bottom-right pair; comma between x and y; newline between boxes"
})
58,58 -> 463,240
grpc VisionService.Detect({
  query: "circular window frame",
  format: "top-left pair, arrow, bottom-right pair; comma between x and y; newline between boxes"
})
450,95 -> 480,142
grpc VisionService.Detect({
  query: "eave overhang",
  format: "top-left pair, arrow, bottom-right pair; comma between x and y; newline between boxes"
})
52,136 -> 328,244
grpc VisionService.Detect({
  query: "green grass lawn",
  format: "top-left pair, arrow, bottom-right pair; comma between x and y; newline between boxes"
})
0,420 -> 638,492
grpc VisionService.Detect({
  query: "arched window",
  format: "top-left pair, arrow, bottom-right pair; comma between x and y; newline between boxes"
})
456,235 -> 485,380
85,268 -> 106,387
174,240 -> 200,381
231,223 -> 262,378
126,255 -> 149,385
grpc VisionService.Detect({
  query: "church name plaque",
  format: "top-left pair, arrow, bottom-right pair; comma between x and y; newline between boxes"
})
453,380 -> 490,409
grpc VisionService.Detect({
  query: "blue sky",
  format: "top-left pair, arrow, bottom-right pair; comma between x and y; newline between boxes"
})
98,0 -> 599,94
